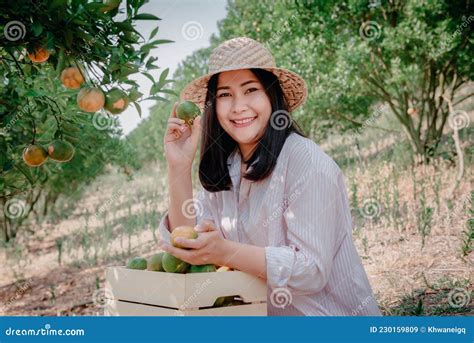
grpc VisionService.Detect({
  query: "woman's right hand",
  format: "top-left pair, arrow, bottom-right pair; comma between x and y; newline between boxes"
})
164,102 -> 202,169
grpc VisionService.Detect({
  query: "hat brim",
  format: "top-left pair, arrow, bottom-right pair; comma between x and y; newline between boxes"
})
179,67 -> 307,113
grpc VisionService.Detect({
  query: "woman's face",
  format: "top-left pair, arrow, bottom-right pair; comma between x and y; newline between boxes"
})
215,69 -> 272,150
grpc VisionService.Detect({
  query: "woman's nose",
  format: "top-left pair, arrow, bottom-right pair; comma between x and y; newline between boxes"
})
231,94 -> 250,114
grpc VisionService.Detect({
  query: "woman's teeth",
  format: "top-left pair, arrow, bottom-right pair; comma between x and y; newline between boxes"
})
231,117 -> 256,127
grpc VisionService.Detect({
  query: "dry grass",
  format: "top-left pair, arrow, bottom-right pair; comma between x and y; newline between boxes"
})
0,128 -> 472,316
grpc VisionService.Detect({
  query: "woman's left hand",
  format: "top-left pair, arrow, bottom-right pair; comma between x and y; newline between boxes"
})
158,220 -> 229,266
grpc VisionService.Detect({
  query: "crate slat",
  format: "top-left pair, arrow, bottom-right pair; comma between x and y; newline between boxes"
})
105,299 -> 267,316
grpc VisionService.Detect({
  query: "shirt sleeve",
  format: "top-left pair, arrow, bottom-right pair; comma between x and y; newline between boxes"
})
157,187 -> 216,244
265,143 -> 350,296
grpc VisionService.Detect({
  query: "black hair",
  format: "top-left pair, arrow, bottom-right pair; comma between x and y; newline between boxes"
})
199,68 -> 307,192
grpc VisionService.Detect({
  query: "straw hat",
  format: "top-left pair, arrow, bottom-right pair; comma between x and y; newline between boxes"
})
180,37 -> 307,112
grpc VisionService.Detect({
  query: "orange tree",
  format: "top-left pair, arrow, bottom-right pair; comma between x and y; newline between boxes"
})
0,0 -> 174,242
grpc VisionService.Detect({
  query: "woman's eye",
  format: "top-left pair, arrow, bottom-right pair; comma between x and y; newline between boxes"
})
218,92 -> 230,98
246,87 -> 258,93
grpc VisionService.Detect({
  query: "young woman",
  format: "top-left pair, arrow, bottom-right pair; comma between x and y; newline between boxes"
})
158,37 -> 381,316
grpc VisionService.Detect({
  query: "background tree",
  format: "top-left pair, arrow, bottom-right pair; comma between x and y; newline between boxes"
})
0,0 -> 173,242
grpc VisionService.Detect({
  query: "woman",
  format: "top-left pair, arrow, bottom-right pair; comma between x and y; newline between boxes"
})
158,37 -> 381,316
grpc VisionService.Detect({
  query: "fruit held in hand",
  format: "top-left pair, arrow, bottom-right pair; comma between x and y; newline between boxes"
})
47,140 -> 75,162
60,67 -> 85,89
77,87 -> 105,112
104,88 -> 129,114
147,252 -> 165,272
176,101 -> 200,124
189,264 -> 217,273
28,47 -> 50,63
127,257 -> 147,270
23,144 -> 48,167
216,266 -> 232,272
171,226 -> 198,248
162,253 -> 190,273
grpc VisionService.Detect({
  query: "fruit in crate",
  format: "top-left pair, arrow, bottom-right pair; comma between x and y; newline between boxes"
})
189,264 -> 217,273
213,296 -> 234,307
162,253 -> 190,273
126,257 -> 147,270
147,252 -> 165,272
171,226 -> 198,248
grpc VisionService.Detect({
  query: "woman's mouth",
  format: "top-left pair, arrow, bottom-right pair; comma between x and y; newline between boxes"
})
230,116 -> 257,128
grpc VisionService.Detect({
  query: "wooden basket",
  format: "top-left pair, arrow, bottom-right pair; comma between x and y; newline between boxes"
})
104,266 -> 267,316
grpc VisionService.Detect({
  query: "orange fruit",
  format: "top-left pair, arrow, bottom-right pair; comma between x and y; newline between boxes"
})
77,87 -> 105,112
171,226 -> 198,248
60,67 -> 85,89
22,144 -> 48,167
28,47 -> 50,63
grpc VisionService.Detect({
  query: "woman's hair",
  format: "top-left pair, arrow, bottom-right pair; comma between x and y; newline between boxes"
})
199,68 -> 307,192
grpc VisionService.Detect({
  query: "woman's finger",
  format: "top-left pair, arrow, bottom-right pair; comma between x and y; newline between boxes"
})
195,220 -> 217,232
174,236 -> 205,250
168,117 -> 186,125
159,241 -> 193,262
170,102 -> 178,118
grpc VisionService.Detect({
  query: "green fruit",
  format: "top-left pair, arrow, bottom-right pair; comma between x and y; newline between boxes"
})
104,88 -> 129,115
147,252 -> 165,272
47,140 -> 75,162
176,101 -> 200,123
100,0 -> 121,12
189,264 -> 217,273
126,257 -> 147,270
213,296 -> 234,307
162,253 -> 190,273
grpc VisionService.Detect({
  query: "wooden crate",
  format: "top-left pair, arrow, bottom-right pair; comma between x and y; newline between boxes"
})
104,266 -> 267,316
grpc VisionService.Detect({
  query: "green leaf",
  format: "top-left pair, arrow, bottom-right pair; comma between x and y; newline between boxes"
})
31,22 -> 43,37
159,89 -> 178,96
142,72 -> 155,83
116,21 -> 135,32
128,88 -> 143,101
133,13 -> 161,20
146,95 -> 169,102
14,163 -> 35,185
133,102 -> 142,118
149,26 -> 159,40
159,67 -> 169,84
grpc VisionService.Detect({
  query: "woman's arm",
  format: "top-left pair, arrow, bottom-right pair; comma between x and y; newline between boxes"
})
167,164 -> 196,230
220,240 -> 267,279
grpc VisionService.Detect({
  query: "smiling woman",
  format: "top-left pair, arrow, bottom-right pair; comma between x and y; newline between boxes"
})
159,37 -> 381,316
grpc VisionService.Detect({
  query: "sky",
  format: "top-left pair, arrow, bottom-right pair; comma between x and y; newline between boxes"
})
118,0 -> 228,136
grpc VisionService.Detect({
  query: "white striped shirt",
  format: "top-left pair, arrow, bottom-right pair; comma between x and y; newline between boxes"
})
158,132 -> 382,316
